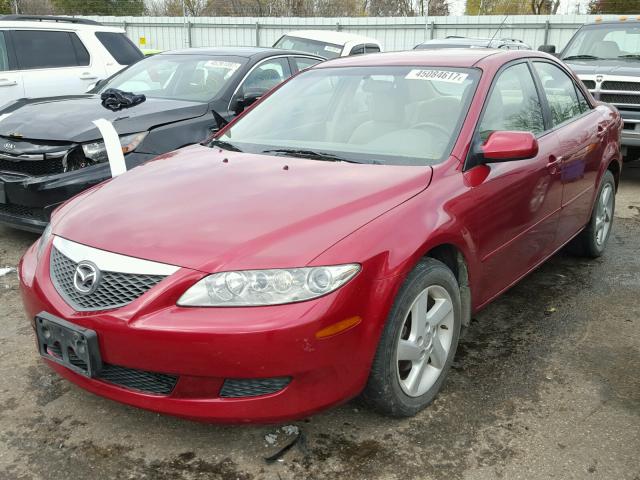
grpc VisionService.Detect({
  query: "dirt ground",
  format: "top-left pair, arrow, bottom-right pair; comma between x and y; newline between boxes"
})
0,166 -> 639,480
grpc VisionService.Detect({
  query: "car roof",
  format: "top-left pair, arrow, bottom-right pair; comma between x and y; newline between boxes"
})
159,46 -> 322,59
416,37 -> 527,48
282,30 -> 380,46
313,48 -> 547,69
0,18 -> 124,33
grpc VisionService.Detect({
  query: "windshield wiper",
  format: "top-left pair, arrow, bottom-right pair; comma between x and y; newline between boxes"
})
261,148 -> 359,163
563,54 -> 601,61
210,139 -> 242,152
618,54 -> 640,60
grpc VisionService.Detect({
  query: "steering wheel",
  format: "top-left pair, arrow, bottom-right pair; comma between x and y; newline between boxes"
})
412,122 -> 451,138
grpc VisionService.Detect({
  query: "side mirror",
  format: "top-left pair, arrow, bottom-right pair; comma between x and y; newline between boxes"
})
538,44 -> 556,54
481,131 -> 539,162
232,89 -> 264,115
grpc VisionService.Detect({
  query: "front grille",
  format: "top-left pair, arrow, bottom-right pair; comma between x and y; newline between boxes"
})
601,81 -> 640,92
0,156 -> 64,176
581,80 -> 596,89
600,93 -> 640,105
97,364 -> 178,395
0,203 -> 46,220
220,377 -> 291,398
50,247 -> 167,312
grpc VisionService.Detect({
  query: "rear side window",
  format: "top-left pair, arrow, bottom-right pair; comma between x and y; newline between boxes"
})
533,62 -> 584,127
293,56 -> 321,72
95,32 -> 143,65
13,31 -> 89,69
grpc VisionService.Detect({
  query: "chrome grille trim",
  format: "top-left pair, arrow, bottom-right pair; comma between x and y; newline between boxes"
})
578,74 -> 640,112
50,237 -> 179,312
53,236 -> 179,276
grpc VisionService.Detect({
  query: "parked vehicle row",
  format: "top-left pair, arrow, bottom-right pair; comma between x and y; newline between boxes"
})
0,46 -> 323,231
19,47 -> 621,423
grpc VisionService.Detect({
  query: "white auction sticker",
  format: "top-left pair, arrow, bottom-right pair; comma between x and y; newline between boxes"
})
324,45 -> 341,53
204,60 -> 241,71
405,69 -> 468,83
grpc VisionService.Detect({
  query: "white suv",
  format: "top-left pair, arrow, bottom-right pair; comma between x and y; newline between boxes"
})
0,15 -> 143,106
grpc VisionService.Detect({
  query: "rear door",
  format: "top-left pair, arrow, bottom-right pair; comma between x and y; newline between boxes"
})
532,61 -> 604,244
10,30 -> 96,98
0,31 -> 24,106
465,61 -> 564,304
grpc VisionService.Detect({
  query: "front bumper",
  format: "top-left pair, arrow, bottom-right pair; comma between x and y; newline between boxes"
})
619,109 -> 640,149
0,152 -> 157,232
19,241 -> 396,423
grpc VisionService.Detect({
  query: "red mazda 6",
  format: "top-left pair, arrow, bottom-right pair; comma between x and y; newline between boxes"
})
19,49 -> 621,423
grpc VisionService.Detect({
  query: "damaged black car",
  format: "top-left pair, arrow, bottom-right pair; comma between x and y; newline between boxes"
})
0,47 -> 322,232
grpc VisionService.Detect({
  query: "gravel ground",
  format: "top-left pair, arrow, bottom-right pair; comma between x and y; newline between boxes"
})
0,166 -> 639,480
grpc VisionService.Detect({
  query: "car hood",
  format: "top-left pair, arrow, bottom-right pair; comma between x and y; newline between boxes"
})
564,59 -> 640,77
0,95 -> 208,143
54,144 -> 431,273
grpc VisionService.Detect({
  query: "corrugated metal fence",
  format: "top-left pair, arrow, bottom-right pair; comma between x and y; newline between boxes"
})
84,14 -> 636,53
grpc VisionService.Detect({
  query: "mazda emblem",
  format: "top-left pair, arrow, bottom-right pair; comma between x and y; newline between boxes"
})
73,261 -> 100,294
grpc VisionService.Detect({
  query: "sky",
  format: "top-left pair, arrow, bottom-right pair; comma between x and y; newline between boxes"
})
448,0 -> 591,15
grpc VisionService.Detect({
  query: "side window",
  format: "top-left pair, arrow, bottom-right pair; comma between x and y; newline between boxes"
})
350,45 -> 365,56
242,58 -> 291,93
479,62 -> 544,139
95,32 -> 143,66
533,62 -> 584,127
365,44 -> 381,53
0,32 -> 9,71
294,56 -> 321,72
12,31 -> 84,69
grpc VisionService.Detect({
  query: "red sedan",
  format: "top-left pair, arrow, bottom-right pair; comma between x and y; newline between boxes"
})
19,49 -> 621,423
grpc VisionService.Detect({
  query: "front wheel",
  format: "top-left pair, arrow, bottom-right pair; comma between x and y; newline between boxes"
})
573,170 -> 616,258
362,258 -> 461,417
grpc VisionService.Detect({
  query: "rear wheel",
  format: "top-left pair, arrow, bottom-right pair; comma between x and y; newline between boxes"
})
362,258 -> 461,417
572,170 -> 615,258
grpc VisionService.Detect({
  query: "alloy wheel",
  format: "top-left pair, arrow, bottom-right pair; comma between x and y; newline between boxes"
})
396,285 -> 454,397
595,183 -> 614,247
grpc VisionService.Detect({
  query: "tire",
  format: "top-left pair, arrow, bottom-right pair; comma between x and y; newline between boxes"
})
572,170 -> 616,258
362,258 -> 461,417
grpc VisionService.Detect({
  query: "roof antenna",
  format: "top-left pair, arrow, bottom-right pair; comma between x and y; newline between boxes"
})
488,14 -> 510,46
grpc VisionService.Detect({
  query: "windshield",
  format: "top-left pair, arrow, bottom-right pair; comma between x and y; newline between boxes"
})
274,35 -> 343,59
563,24 -> 640,59
213,66 -> 479,166
101,54 -> 247,102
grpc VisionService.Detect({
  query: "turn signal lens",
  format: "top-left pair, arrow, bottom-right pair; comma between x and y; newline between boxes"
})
315,316 -> 362,339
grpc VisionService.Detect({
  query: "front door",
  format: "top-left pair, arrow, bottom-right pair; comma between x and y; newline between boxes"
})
465,61 -> 564,304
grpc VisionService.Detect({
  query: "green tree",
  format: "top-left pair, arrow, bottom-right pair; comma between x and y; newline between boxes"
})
466,0 -> 529,15
588,0 -> 640,14
51,0 -> 145,15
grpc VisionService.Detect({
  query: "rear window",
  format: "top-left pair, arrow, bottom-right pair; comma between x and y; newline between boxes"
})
95,32 -> 143,65
13,31 -> 89,69
274,35 -> 343,59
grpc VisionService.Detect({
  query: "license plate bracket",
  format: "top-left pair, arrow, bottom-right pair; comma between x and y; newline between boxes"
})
35,312 -> 102,378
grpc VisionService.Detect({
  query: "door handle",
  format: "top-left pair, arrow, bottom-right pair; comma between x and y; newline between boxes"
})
80,74 -> 98,80
0,79 -> 17,87
597,125 -> 607,138
547,155 -> 562,174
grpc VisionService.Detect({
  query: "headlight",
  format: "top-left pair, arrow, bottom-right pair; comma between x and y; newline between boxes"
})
177,264 -> 361,307
81,132 -> 148,163
36,223 -> 52,261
